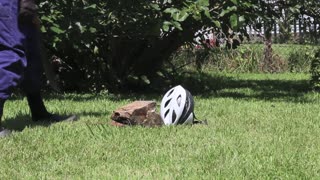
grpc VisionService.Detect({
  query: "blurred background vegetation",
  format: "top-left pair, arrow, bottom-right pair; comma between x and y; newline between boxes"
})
37,0 -> 320,92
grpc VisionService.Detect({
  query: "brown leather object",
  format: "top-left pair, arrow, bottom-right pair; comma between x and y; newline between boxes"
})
110,101 -> 163,127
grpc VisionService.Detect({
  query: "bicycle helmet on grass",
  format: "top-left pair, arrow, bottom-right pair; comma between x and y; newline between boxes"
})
160,85 -> 195,125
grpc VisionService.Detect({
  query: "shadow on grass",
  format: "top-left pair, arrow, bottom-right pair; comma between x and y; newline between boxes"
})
174,72 -> 312,102
2,113 -> 52,132
2,111 -> 106,132
3,73 -> 315,132
162,72 -> 311,103
10,72 -> 314,103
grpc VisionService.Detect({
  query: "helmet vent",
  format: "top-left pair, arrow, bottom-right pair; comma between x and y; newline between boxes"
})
164,109 -> 170,118
177,95 -> 182,106
167,89 -> 174,97
185,98 -> 189,107
164,98 -> 171,108
172,111 -> 176,123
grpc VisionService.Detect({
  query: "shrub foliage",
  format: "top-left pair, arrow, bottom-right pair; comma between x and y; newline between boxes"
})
37,0 -> 309,91
310,49 -> 320,90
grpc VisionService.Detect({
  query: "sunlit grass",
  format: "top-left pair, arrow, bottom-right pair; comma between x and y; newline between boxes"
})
0,73 -> 320,179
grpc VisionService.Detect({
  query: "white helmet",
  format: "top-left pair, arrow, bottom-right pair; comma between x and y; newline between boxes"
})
160,85 -> 195,125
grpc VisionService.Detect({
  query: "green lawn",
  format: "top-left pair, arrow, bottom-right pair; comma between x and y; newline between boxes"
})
1,72 -> 320,179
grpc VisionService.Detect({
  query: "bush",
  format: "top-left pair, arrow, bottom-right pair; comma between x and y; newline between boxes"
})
37,0 -> 221,92
288,46 -> 316,73
37,0 -> 282,92
310,49 -> 320,90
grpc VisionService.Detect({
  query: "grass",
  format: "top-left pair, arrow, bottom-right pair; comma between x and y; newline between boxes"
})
1,72 -> 320,179
175,44 -> 319,73
243,44 -> 318,60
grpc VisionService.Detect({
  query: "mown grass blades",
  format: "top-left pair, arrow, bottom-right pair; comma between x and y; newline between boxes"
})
0,73 -> 320,179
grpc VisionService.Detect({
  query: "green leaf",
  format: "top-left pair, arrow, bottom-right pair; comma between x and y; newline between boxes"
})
192,11 -> 202,21
93,46 -> 99,55
141,75 -> 150,85
41,16 -> 54,23
289,5 -> 301,14
84,4 -> 97,10
53,36 -> 62,43
40,26 -> 47,33
204,9 -> 212,19
150,3 -> 160,11
172,10 -> 189,22
239,15 -> 245,23
238,15 -> 246,27
219,6 -> 237,17
162,21 -> 172,32
89,27 -> 97,33
172,21 -> 183,30
164,8 -> 179,14
213,20 -> 221,28
75,22 -> 86,33
231,0 -> 238,5
197,0 -> 209,7
50,26 -> 65,34
243,2 -> 253,8
230,14 -> 238,29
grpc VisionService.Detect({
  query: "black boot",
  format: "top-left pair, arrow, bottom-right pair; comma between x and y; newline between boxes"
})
0,99 -> 11,137
26,92 -> 78,122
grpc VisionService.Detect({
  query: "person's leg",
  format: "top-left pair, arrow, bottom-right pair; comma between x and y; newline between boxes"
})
18,1 -> 53,120
19,25 -> 48,119
20,25 -> 78,122
0,0 -> 27,136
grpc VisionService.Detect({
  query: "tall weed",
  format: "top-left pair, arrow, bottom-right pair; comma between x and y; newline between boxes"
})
287,46 -> 317,72
170,44 -> 317,73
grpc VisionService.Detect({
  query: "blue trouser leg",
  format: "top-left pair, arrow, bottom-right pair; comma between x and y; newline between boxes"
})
0,0 -> 50,122
0,0 -> 27,101
0,0 -> 26,122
